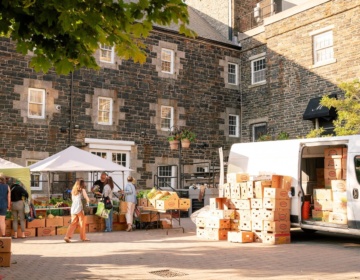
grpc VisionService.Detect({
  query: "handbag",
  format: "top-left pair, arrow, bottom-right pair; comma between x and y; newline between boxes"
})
95,202 -> 110,219
103,196 -> 113,210
24,198 -> 30,214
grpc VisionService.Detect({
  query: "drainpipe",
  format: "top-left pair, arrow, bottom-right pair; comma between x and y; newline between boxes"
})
69,71 -> 74,146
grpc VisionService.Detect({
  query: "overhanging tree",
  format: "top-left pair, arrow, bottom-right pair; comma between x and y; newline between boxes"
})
0,0 -> 196,74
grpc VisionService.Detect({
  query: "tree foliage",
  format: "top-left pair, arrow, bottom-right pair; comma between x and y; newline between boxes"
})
306,79 -> 360,137
0,0 -> 196,75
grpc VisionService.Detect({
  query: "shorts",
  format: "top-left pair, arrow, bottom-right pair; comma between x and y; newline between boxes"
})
0,207 -> 7,216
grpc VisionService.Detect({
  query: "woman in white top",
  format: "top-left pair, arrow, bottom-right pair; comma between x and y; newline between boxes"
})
102,176 -> 114,232
64,179 -> 90,243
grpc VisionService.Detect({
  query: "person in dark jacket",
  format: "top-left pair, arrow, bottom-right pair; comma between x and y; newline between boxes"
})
0,174 -> 11,237
10,181 -> 29,239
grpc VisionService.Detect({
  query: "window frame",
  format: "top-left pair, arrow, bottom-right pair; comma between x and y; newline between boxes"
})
229,114 -> 239,137
160,105 -> 174,132
228,63 -> 238,85
252,123 -> 267,142
251,57 -> 266,85
100,44 -> 115,63
28,88 -> 46,119
157,165 -> 177,188
161,48 -> 174,74
313,30 -> 334,65
27,160 -> 43,190
97,97 -> 113,125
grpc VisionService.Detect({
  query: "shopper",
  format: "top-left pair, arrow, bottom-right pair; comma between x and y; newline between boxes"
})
91,172 -> 107,201
64,179 -> 90,243
0,174 -> 10,237
10,181 -> 29,239
102,176 -> 114,232
123,176 -> 137,232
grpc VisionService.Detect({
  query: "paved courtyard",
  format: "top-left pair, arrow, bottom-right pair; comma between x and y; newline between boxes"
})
1,218 -> 360,280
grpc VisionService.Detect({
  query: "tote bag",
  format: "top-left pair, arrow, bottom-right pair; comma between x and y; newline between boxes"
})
95,202 -> 110,219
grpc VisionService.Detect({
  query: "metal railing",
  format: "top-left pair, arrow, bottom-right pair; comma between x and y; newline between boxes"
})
239,2 -> 277,32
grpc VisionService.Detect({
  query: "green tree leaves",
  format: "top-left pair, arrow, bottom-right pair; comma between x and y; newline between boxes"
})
0,0 -> 195,75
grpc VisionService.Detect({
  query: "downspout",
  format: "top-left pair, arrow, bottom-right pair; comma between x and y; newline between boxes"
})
69,71 -> 74,146
228,0 -> 232,40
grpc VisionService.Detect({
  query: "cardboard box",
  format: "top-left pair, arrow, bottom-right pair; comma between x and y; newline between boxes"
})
235,199 -> 251,210
246,181 -> 255,199
254,180 -> 272,198
196,227 -> 206,239
262,210 -> 290,221
205,218 -> 230,229
112,213 -> 119,223
85,215 -> 100,224
239,220 -> 252,231
263,188 -> 289,199
74,225 -> 89,234
324,168 -> 342,180
37,227 -> 56,237
13,228 -> 36,238
253,231 -> 264,243
332,201 -> 347,214
252,220 -> 263,231
239,209 -> 251,221
5,219 -> 12,229
120,201 -> 128,213
161,220 -> 172,229
46,217 -> 64,228
329,212 -> 348,224
209,197 -> 228,210
240,182 -> 248,199
332,191 -> 347,202
324,147 -> 343,158
196,217 -> 206,227
88,223 -> 102,233
63,216 -> 72,225
156,193 -> 179,210
119,213 -> 126,223
56,226 -> 68,235
250,198 -> 263,209
113,222 -> 127,231
139,213 -> 150,223
342,147 -> 348,158
263,198 -> 291,210
205,228 -> 228,241
313,189 -> 332,200
316,168 -> 324,179
230,184 -> 242,199
314,199 -> 333,211
178,198 -> 191,210
331,180 -> 346,192
230,220 -> 240,230
324,158 -> 342,169
227,173 -> 249,184
27,218 -> 46,228
271,175 -> 292,191
209,209 -> 235,219
0,252 -> 11,267
0,237 -> 11,252
227,231 -> 253,243
263,221 -> 290,233
251,209 -> 263,220
262,232 -> 291,245
311,210 -> 330,222
137,198 -> 148,207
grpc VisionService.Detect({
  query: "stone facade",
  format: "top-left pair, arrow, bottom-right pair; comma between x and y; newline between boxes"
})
0,29 -> 241,193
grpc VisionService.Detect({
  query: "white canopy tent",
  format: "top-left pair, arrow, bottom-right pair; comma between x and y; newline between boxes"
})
0,158 -> 31,197
29,146 -> 132,199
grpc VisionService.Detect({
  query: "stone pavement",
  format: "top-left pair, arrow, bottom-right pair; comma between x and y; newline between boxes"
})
1,218 -> 360,280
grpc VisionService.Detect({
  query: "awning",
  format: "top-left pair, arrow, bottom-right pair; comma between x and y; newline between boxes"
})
303,94 -> 337,120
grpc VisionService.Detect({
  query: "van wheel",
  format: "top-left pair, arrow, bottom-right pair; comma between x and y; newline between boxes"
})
301,228 -> 317,234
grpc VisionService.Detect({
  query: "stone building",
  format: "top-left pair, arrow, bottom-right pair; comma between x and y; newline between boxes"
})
0,7 -> 241,195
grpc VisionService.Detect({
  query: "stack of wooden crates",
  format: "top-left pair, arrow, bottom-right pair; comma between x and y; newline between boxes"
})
312,147 -> 348,224
0,237 -> 11,267
196,174 -> 292,245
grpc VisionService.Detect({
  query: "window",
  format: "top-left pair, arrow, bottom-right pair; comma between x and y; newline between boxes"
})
161,106 -> 174,131
100,44 -> 114,63
98,97 -> 112,125
313,30 -> 334,65
28,88 -> 45,119
251,57 -> 266,84
228,63 -> 238,85
355,156 -> 360,185
112,152 -> 127,167
161,48 -> 174,74
252,123 -> 267,142
157,165 -> 177,188
27,160 -> 42,190
229,114 -> 239,137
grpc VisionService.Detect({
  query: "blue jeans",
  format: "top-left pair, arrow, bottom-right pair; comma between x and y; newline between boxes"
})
105,208 -> 113,231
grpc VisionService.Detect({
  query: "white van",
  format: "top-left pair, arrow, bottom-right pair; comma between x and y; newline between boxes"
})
228,135 -> 360,235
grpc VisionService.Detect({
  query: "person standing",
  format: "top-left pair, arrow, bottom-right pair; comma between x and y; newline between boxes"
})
102,176 -> 114,232
91,172 -> 107,201
10,181 -> 29,239
123,176 -> 137,232
64,179 -> 90,243
0,175 -> 11,237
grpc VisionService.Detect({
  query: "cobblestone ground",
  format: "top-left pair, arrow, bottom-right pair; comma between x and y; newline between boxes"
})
1,218 -> 360,280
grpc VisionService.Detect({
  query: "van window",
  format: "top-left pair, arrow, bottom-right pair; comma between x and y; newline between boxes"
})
355,156 -> 360,184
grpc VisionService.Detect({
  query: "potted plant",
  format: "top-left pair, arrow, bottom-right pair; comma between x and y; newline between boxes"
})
179,128 -> 196,148
167,130 -> 181,150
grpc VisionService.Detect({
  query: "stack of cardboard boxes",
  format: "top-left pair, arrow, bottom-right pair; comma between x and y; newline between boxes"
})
0,237 -> 11,267
196,174 -> 292,245
312,147 -> 348,224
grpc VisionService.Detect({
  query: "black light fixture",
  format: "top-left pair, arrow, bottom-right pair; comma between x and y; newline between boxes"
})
60,127 -> 67,133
